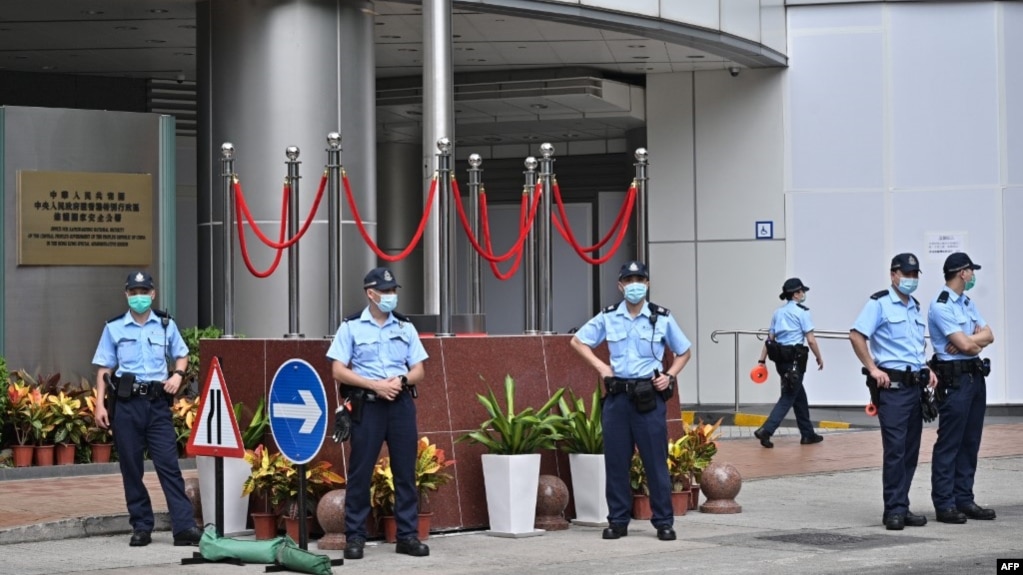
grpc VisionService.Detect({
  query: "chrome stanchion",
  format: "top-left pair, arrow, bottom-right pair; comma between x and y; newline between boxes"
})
326,132 -> 343,336
634,148 -> 649,265
436,137 -> 455,337
220,143 -> 236,338
467,154 -> 484,316
284,146 -> 304,338
538,143 -> 555,335
523,156 -> 538,335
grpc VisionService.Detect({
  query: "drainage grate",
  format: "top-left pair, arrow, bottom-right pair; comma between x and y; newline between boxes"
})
758,531 -> 891,550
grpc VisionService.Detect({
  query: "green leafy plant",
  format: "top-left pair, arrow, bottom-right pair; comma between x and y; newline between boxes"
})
234,398 -> 269,450
683,418 -> 722,483
242,444 -> 345,518
415,436 -> 456,500
0,356 -> 8,445
6,376 -> 38,446
630,450 -> 648,496
370,456 -> 396,516
84,386 -> 113,444
47,390 -> 89,446
556,384 -> 603,454
171,396 -> 198,451
181,325 -> 224,387
458,375 -> 565,455
667,435 -> 694,492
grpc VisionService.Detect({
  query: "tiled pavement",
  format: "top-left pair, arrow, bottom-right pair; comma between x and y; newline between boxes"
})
2,422 -> 1022,536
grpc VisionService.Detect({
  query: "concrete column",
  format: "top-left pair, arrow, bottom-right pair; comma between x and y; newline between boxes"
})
197,0 -> 375,337
377,141 -> 426,314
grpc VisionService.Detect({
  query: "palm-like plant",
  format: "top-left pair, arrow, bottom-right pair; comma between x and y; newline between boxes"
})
415,436 -> 456,497
458,375 -> 565,455
667,435 -> 695,492
556,385 -> 603,454
6,378 -> 37,446
47,390 -> 88,446
683,418 -> 722,483
370,456 -> 396,516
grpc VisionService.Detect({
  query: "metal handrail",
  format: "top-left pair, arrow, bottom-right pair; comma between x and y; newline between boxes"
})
709,328 -> 856,411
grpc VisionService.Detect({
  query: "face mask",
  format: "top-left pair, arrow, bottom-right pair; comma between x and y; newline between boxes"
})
128,294 -> 153,314
798,292 -> 807,304
377,293 -> 398,313
897,278 -> 918,295
964,274 -> 976,291
623,283 -> 648,304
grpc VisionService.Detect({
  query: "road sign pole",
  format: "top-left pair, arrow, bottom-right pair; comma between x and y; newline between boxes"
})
215,457 -> 224,537
298,466 -> 308,549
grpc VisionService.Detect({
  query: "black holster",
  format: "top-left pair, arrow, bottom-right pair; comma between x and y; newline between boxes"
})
630,380 -> 657,413
343,388 -> 367,423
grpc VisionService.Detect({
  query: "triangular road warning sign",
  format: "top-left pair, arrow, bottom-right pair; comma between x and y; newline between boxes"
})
186,356 -> 245,458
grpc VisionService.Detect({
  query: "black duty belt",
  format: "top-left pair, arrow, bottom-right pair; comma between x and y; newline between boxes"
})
931,358 -> 988,377
604,377 -> 651,395
122,381 -> 166,400
879,367 -> 925,386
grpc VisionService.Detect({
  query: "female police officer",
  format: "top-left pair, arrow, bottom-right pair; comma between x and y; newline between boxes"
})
571,260 -> 692,541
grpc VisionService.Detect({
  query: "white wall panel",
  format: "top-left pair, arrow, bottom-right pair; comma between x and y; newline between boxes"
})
583,0 -> 658,17
760,0 -> 787,54
788,31 -> 883,191
695,69 -> 784,241
1005,4 -> 1023,186
661,0 -> 719,31
695,240 -> 785,405
1003,188 -> 1023,402
788,191 -> 887,404
647,73 -> 695,243
891,188 -> 1006,403
721,0 -> 761,42
889,4 -> 999,188
788,3 -> 881,30
648,242 -> 698,405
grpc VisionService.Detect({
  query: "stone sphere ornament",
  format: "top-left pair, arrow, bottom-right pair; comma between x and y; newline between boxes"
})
699,461 -> 743,514
316,489 -> 348,550
534,474 -> 570,531
183,477 -> 203,525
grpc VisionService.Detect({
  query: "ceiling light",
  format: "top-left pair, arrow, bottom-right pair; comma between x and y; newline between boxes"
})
483,136 -> 502,142
83,10 -> 105,15
452,34 -> 462,39
375,22 -> 385,26
146,39 -> 166,44
178,24 -> 197,30
114,26 -> 138,31
174,52 -> 194,57
398,48 -> 418,52
562,133 -> 578,138
380,35 -> 401,39
523,135 -> 540,141
627,44 -> 646,49
632,56 -> 650,60
530,104 -> 548,110
467,58 -> 487,63
406,110 -> 422,116
150,9 -> 169,14
687,55 -> 705,59
41,65 -> 55,70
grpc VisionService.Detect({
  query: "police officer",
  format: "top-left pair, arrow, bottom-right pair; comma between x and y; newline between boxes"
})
570,260 -> 692,541
928,252 -> 996,523
327,267 -> 429,560
849,253 -> 937,531
753,278 -> 824,448
91,271 -> 201,547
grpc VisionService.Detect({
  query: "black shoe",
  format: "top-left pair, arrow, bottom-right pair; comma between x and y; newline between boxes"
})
395,537 -> 430,557
957,502 -> 996,520
800,434 -> 824,445
173,526 -> 202,546
884,514 -> 905,530
656,526 -> 676,541
344,537 -> 365,560
754,428 -> 773,448
602,524 -> 628,539
935,508 -> 968,524
129,530 -> 152,547
904,511 -> 927,527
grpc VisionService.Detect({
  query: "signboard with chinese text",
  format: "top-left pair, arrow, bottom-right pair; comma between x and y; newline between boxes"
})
17,170 -> 153,266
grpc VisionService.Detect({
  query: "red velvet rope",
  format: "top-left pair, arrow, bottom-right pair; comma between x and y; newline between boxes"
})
343,173 -> 437,262
451,179 -> 542,263
557,182 -> 632,253
551,182 -> 636,265
234,172 -> 329,250
236,182 -> 288,278
480,191 -> 527,280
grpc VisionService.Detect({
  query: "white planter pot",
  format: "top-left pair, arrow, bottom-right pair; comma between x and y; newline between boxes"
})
568,453 -> 608,526
196,455 -> 252,535
481,453 -> 544,537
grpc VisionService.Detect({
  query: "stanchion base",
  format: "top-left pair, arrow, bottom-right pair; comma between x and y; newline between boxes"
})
282,333 -> 306,339
181,551 -> 244,566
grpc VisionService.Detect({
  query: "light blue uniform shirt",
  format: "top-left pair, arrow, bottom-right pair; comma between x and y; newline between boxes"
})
92,311 -> 188,382
574,300 -> 691,379
929,289 -> 986,362
769,300 -> 814,345
326,307 -> 428,379
851,286 -> 927,371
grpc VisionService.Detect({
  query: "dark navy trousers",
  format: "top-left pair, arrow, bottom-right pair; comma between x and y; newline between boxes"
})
761,360 -> 816,438
112,394 -> 195,535
602,392 -> 673,528
931,373 -> 986,510
876,383 -> 923,518
344,391 -> 418,540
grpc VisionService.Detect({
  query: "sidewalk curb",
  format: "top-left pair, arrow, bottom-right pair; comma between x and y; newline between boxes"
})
683,410 -> 864,432
0,513 -> 171,546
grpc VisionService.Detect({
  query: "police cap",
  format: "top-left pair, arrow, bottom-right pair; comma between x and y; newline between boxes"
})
363,267 -> 401,290
618,260 -> 649,280
890,253 -> 921,273
125,271 -> 155,291
943,252 -> 981,274
779,277 -> 809,300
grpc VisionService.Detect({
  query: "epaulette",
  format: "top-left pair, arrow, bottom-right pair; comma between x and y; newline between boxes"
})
342,312 -> 362,322
937,291 -> 949,304
602,302 -> 620,313
647,302 -> 670,316
153,308 -> 172,320
797,303 -> 809,311
870,289 -> 889,300
392,311 -> 411,323
963,296 -> 970,305
912,296 -> 920,307
107,313 -> 124,324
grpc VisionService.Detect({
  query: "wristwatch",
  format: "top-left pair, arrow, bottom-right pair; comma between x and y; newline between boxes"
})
399,374 -> 409,385
172,369 -> 187,378
757,360 -> 766,364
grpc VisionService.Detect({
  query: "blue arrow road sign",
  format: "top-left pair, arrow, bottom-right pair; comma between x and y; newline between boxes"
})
269,359 -> 328,465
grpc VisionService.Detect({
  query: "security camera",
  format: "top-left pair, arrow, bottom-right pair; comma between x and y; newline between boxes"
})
175,73 -> 186,84
728,67 -> 740,77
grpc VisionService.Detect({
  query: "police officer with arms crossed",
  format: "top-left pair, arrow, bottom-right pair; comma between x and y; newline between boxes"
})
327,267 -> 429,560
849,253 -> 937,531
928,252 -> 996,523
753,278 -> 824,448
91,271 -> 201,547
571,260 -> 692,542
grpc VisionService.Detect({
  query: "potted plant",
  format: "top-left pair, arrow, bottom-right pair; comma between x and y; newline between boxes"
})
84,387 -> 114,463
414,435 -> 456,531
171,396 -> 198,457
242,444 -> 291,539
555,384 -> 607,526
5,377 -> 38,467
26,388 -> 57,466
370,456 -> 397,542
458,375 -> 564,536
196,399 -> 269,535
667,435 -> 694,515
683,418 -> 722,509
629,450 -> 651,519
47,390 -> 89,465
277,458 -> 345,542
